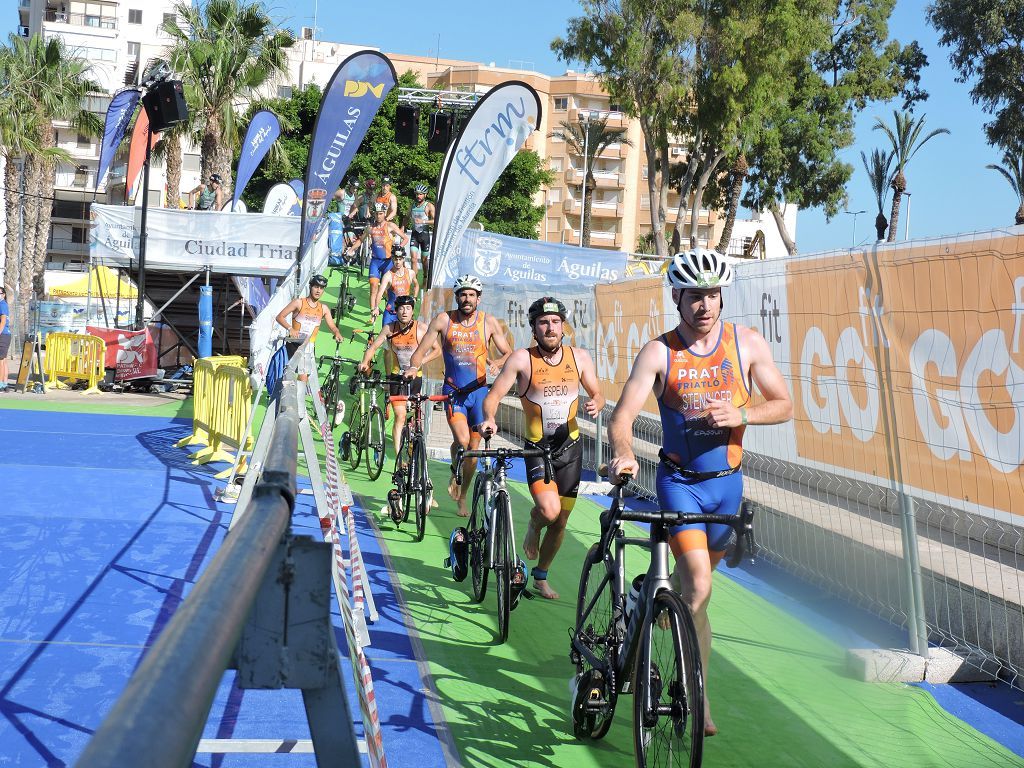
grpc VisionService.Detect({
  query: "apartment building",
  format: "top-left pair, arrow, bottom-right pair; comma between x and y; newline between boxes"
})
11,9 -> 794,271
15,0 -> 197,270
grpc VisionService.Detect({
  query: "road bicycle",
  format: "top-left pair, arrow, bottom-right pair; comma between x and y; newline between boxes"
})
339,334 -> 396,481
569,469 -> 756,768
387,390 -> 449,542
456,436 -> 552,644
317,342 -> 359,430
345,220 -> 372,279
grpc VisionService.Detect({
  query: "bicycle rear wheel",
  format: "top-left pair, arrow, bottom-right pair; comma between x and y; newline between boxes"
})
413,435 -> 429,542
469,474 -> 489,602
493,491 -> 513,643
572,543 -> 619,740
349,412 -> 365,470
633,589 -> 704,768
366,405 -> 386,481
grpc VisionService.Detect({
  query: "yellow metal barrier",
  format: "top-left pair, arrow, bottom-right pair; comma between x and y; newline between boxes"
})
191,364 -> 253,476
44,332 -> 106,394
176,356 -> 246,450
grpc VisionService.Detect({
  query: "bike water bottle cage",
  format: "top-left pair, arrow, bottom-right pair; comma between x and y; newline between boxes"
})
445,527 -> 469,582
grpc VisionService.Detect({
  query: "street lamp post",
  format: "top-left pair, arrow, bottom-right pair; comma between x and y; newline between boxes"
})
578,110 -> 591,248
904,191 -> 912,240
845,209 -> 866,248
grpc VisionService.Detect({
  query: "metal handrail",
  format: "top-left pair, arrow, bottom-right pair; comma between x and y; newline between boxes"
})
75,377 -> 301,768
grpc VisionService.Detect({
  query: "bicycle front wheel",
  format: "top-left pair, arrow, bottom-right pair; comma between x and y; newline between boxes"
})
413,435 -> 429,542
469,474 -> 489,602
337,277 -> 349,322
633,589 -> 704,768
323,373 -> 339,432
397,427 -> 413,524
493,491 -> 513,643
366,406 -> 386,481
572,543 -> 619,740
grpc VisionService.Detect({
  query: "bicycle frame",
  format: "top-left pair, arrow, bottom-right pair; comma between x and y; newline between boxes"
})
572,483 -> 756,694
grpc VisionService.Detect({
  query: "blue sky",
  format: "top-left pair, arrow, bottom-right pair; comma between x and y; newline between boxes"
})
287,0 -> 1013,254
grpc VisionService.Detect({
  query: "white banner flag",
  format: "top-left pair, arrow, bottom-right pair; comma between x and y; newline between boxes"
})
263,181 -> 300,216
428,81 -> 542,288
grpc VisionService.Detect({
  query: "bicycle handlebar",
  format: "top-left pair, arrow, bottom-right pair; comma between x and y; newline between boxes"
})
454,441 -> 553,486
388,393 -> 449,405
598,465 -> 756,568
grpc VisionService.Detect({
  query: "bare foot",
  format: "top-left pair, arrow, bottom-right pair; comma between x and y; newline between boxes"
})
447,473 -> 462,502
704,701 -> 717,736
456,495 -> 470,517
522,519 -> 540,561
533,579 -> 559,599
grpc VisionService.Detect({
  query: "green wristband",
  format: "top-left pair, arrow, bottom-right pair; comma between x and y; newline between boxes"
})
741,408 -> 748,426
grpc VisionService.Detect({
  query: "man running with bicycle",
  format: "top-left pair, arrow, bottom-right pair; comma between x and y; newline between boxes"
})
274,274 -> 344,382
479,296 -> 604,600
373,248 -> 419,327
607,248 -> 791,737
405,183 -> 434,279
346,202 -> 409,321
404,274 -> 512,517
358,294 -> 440,456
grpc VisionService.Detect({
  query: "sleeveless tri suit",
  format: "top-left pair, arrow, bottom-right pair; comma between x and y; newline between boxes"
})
521,345 -> 584,501
656,323 -> 750,552
441,310 -> 489,428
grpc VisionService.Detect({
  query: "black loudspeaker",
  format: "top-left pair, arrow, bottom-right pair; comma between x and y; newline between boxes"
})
395,104 -> 420,146
427,111 -> 454,152
143,80 -> 188,132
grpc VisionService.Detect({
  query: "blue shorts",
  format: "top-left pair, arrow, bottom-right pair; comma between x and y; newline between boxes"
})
442,381 -> 487,431
382,308 -> 397,326
369,246 -> 392,281
656,463 -> 743,552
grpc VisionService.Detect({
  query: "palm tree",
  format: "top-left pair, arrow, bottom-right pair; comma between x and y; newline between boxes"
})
549,117 -> 632,247
861,147 -> 893,242
1,34 -> 98,328
985,150 -> 1024,226
161,0 -> 294,201
715,152 -> 748,253
873,111 -> 950,242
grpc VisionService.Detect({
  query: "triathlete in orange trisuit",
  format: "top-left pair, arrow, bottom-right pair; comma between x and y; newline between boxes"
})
274,273 -> 343,381
607,248 -> 792,736
480,296 -> 604,600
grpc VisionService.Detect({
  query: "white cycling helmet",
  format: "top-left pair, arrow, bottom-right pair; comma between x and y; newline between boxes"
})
666,248 -> 734,290
453,274 -> 483,294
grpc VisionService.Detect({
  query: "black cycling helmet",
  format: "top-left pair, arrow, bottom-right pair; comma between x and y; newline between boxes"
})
528,296 -> 568,325
209,173 -> 222,183
394,294 -> 415,308
309,274 -> 328,288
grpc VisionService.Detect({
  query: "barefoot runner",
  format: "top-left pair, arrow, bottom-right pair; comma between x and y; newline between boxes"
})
480,296 -> 604,599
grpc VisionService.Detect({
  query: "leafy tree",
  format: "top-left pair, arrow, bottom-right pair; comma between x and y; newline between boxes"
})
0,34 -> 98,331
927,0 -> 1024,151
554,1 -> 700,257
548,117 -> 631,247
861,147 -> 893,240
872,110 -> 949,242
985,150 -> 1024,226
742,0 -> 928,254
476,151 -> 553,239
161,0 -> 294,202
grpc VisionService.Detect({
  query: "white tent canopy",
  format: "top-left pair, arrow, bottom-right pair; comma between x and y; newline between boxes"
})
89,204 -> 325,277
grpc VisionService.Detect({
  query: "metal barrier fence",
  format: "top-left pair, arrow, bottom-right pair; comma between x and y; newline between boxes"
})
76,372 -> 363,767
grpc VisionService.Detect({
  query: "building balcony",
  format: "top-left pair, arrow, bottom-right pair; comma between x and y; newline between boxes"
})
563,199 -> 623,218
568,107 -> 627,130
44,10 -> 118,31
48,237 -> 89,256
563,228 -> 623,249
564,168 -> 625,189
